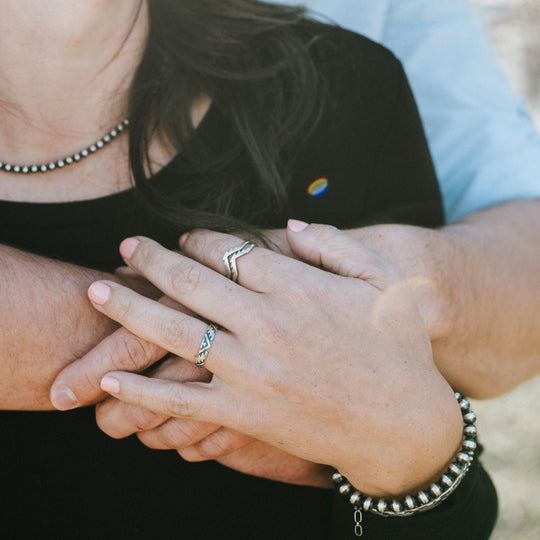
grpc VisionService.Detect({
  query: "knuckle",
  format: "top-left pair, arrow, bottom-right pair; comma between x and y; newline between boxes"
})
165,387 -> 195,418
312,223 -> 340,242
159,317 -> 186,353
194,433 -> 232,460
128,406 -> 161,432
160,420 -> 199,448
169,263 -> 204,298
111,333 -> 154,372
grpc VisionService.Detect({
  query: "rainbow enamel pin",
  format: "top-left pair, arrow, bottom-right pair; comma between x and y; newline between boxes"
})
307,177 -> 329,197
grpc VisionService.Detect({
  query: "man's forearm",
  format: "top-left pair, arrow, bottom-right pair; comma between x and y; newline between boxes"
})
349,199 -> 540,398
0,244 -> 119,410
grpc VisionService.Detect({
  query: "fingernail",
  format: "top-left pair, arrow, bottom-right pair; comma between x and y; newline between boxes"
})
179,232 -> 190,249
88,282 -> 111,305
120,237 -> 140,260
51,385 -> 79,411
101,376 -> 120,394
288,219 -> 309,233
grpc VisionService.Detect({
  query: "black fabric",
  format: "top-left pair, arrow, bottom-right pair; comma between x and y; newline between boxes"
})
332,454 -> 498,540
0,25 -> 496,539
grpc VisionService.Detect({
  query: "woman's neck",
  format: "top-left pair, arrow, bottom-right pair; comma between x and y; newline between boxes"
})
0,0 -> 148,162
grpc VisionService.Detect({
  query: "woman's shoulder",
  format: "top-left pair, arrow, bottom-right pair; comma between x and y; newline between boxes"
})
297,20 -> 405,97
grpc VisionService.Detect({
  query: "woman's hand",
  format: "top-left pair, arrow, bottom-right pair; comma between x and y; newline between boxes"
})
87,222 -> 461,495
96,353 -> 332,487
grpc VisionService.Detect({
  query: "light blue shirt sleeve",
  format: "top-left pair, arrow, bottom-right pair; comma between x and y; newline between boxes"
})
275,0 -> 540,222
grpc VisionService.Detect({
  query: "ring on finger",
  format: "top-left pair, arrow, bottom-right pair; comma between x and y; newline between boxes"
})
195,323 -> 219,368
222,241 -> 256,283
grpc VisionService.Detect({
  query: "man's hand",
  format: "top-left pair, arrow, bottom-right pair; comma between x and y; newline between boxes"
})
51,295 -> 184,410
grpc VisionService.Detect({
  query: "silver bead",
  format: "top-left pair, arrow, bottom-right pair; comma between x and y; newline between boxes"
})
464,425 -> 477,437
362,497 -> 374,512
459,398 -> 470,411
430,484 -> 443,497
455,392 -> 463,401
450,463 -> 462,476
463,439 -> 477,452
418,491 -> 430,505
441,474 -> 454,488
405,495 -> 416,510
0,118 -> 128,175
339,483 -> 352,495
463,411 -> 477,424
350,491 -> 361,505
377,499 -> 388,513
332,472 -> 343,483
391,500 -> 402,513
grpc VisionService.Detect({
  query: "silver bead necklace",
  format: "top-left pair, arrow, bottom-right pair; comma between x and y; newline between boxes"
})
0,119 -> 129,174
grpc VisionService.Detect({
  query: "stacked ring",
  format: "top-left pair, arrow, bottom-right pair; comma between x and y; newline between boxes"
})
223,241 -> 256,283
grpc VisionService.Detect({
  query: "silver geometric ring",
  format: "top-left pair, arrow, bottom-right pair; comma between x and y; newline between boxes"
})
222,241 -> 256,283
195,323 -> 219,368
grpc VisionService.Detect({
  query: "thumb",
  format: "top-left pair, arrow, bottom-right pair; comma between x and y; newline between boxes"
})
286,220 -> 401,290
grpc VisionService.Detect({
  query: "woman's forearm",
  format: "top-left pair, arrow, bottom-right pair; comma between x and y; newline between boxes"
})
0,244 -> 119,410
348,199 -> 540,398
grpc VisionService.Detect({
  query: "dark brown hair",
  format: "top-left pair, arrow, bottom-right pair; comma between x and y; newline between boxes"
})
128,0 -> 323,232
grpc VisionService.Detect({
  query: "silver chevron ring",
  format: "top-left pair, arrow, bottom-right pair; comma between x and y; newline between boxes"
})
222,241 -> 256,283
195,323 -> 219,368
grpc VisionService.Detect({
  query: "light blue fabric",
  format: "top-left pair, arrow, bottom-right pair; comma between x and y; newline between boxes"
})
275,0 -> 540,222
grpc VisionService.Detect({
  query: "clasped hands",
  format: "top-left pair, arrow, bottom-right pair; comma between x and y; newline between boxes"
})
51,221 -> 462,495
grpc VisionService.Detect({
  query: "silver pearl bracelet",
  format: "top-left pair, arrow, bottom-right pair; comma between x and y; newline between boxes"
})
332,392 -> 478,537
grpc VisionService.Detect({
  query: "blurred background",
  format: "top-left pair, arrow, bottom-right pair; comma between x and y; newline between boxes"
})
470,2 -> 540,538
473,0 -> 540,126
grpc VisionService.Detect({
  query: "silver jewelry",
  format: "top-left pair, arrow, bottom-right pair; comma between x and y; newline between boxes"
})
332,392 -> 478,537
222,241 -> 256,283
195,323 -> 219,368
0,119 -> 129,174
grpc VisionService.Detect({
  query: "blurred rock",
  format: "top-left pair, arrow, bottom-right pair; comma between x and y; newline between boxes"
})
472,0 -> 540,126
466,6 -> 540,539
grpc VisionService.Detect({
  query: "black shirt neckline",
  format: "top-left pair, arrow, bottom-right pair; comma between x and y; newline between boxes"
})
0,101 -> 219,228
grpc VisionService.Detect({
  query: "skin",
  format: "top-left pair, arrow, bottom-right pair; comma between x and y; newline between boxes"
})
0,0 -> 151,409
84,224 -> 463,496
52,200 -> 540,489
1,0 -> 539,498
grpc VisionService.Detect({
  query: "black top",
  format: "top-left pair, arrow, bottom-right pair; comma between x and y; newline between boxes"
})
0,25 -> 496,539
